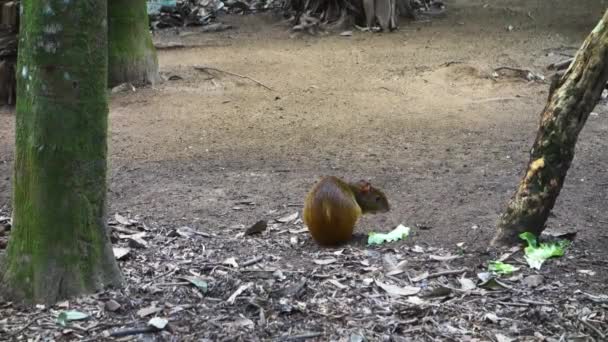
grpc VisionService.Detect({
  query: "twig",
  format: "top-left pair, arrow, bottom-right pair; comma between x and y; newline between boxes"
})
10,314 -> 41,336
426,268 -> 468,279
154,43 -> 186,50
277,331 -> 324,341
526,11 -> 535,20
519,298 -> 553,306
227,282 -> 253,304
494,66 -> 544,81
142,266 -> 178,288
548,58 -> 574,71
150,267 -> 178,282
109,326 -> 159,338
193,66 -> 273,91
471,97 -> 521,103
155,281 -> 190,287
242,255 -> 264,267
578,317 -> 606,340
498,301 -> 529,307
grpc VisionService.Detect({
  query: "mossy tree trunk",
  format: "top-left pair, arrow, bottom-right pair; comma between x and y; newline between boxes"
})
491,10 -> 608,247
0,0 -> 122,304
108,0 -> 160,87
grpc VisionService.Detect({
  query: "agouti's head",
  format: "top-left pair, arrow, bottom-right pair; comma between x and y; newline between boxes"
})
352,180 -> 390,214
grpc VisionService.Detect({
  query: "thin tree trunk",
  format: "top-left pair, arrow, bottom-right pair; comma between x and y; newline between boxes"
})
108,0 -> 160,87
0,1 -> 122,304
491,10 -> 608,247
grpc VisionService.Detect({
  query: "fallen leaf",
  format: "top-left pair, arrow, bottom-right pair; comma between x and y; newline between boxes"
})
479,277 -> 512,291
174,226 -> 195,238
522,275 -> 544,288
224,317 -> 254,329
56,300 -> 69,309
119,232 -> 148,248
577,269 -> 596,276
227,282 -> 253,304
412,245 -> 425,253
350,333 -> 365,342
114,213 -> 131,226
137,305 -> 162,318
313,258 -> 337,265
411,272 -> 430,282
223,257 -> 239,268
176,226 -> 213,238
289,228 -> 308,234
245,220 -> 267,235
113,225 -> 139,235
458,277 -> 477,291
327,279 -> 348,289
580,291 -> 608,303
495,333 -> 514,342
429,254 -> 461,262
148,317 -> 169,330
105,300 -> 121,312
277,212 -> 298,223
386,260 -> 408,276
375,280 -> 420,297
484,313 -> 500,323
407,296 -> 428,306
112,247 -> 131,260
178,276 -> 209,292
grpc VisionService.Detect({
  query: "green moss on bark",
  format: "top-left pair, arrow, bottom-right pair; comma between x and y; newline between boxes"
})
108,0 -> 160,87
0,0 -> 122,304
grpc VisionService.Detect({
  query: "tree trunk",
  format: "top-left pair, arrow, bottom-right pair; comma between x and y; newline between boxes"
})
0,0 -> 122,304
491,10 -> 608,247
108,0 -> 160,87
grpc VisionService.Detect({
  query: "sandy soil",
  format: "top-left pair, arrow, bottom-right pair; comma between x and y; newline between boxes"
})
1,0 -> 608,275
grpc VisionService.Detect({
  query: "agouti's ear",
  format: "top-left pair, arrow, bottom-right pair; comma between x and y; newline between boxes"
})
358,180 -> 371,193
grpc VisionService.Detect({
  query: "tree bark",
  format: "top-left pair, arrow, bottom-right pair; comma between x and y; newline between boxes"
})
108,0 -> 160,87
492,10 -> 608,247
0,1 -> 122,304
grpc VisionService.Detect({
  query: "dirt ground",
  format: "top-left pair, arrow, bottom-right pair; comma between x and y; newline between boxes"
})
1,0 -> 608,340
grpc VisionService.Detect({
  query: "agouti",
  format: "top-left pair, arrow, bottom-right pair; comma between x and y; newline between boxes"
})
303,176 -> 390,246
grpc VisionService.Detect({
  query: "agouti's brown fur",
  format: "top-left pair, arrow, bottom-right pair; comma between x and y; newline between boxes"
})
303,176 -> 390,246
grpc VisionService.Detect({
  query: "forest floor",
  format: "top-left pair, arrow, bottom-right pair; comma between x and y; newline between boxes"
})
1,0 -> 608,340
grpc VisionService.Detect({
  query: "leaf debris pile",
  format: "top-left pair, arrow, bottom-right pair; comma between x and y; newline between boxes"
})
0,207 -> 607,340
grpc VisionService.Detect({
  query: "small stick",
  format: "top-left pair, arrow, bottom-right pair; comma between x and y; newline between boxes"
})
498,301 -> 529,307
578,318 -> 606,340
426,268 -> 468,279
194,66 -> 273,91
10,314 -> 41,336
519,298 -> 553,306
548,58 -> 574,71
109,326 -> 159,338
242,255 -> 264,267
278,331 -> 324,341
471,97 -> 521,103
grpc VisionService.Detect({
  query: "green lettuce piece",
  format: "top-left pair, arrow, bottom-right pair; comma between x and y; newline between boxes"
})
368,225 -> 410,245
57,310 -> 89,326
488,261 -> 519,275
519,232 -> 569,270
